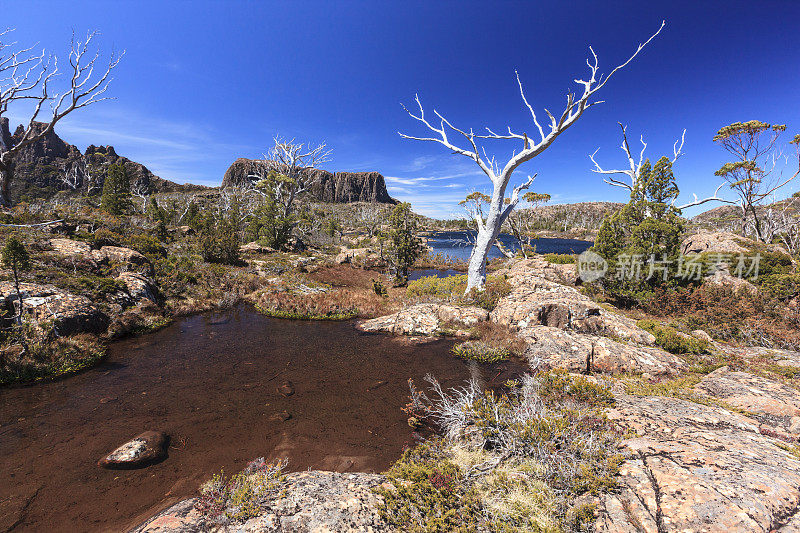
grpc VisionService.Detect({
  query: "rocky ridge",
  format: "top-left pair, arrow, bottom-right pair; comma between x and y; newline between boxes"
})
221,157 -> 397,204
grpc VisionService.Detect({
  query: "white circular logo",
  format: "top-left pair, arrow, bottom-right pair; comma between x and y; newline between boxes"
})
577,250 -> 608,282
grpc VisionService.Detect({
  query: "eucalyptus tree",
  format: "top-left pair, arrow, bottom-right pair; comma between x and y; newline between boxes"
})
400,23 -> 665,292
0,29 -> 122,206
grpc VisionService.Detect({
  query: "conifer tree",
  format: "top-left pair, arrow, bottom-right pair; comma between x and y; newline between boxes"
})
592,156 -> 684,303
386,202 -> 423,285
100,163 -> 132,215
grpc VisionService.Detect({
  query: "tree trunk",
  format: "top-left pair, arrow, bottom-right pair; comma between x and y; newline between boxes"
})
466,227 -> 492,293
0,160 -> 12,207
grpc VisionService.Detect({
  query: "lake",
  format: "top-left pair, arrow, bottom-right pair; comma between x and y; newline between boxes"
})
425,231 -> 592,262
0,305 -> 524,532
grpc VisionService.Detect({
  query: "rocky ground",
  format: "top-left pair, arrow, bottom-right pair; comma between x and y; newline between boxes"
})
128,237 -> 800,532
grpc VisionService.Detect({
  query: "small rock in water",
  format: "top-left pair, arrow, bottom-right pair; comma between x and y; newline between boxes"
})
278,381 -> 295,396
98,431 -> 168,469
270,411 -> 292,422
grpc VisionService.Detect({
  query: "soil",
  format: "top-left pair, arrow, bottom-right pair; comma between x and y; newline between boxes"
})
0,304 -> 524,532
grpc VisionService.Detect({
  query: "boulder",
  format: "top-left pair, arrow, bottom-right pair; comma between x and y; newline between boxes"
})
493,256 -> 579,286
131,471 -> 389,533
240,241 -> 276,254
98,431 -> 168,469
695,366 -> 800,438
490,266 -> 655,345
691,329 -> 713,343
357,303 -> 488,336
520,325 -> 686,376
704,269 -> 759,294
681,230 -> 751,255
48,238 -> 91,257
92,246 -> 153,275
597,393 -> 800,532
117,272 -> 159,304
0,281 -> 109,335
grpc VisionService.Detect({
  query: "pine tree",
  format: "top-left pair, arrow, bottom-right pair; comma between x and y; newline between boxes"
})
592,156 -> 684,304
386,202 -> 423,284
1,235 -> 30,325
100,163 -> 132,215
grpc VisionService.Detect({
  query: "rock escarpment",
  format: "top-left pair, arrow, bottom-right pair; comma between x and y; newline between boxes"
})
221,157 -> 397,204
0,118 -> 203,201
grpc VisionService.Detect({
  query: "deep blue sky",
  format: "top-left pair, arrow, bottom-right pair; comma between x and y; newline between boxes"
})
4,1 -> 799,217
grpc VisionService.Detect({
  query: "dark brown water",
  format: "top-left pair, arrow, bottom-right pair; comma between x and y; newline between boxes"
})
0,305 -> 523,532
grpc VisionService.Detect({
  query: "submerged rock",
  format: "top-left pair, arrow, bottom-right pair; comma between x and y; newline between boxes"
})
98,431 -> 168,469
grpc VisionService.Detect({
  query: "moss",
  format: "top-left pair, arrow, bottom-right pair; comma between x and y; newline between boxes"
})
543,253 -> 576,264
452,340 -> 510,363
0,335 -> 107,386
638,319 -> 709,355
765,364 -> 800,379
254,303 -> 358,321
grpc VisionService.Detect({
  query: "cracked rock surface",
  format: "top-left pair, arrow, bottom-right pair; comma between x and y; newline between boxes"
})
597,393 -> 800,532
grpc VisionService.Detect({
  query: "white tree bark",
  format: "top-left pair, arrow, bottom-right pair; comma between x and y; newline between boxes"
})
400,22 -> 664,292
0,29 -> 122,206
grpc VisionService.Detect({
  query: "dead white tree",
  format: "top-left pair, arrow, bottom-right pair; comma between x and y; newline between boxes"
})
247,136 -> 331,222
132,180 -> 150,212
59,153 -> 101,195
590,123 -> 734,210
0,29 -> 123,206
400,22 -> 665,292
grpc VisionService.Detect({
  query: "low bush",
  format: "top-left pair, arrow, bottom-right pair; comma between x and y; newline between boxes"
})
0,332 -> 106,385
125,233 -> 167,258
452,341 -> 510,363
543,253 -> 576,264
381,372 -> 622,532
637,319 -> 709,355
406,274 -> 511,311
195,458 -> 286,526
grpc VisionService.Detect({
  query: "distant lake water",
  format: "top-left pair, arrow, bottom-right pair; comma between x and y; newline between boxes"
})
424,231 -> 593,263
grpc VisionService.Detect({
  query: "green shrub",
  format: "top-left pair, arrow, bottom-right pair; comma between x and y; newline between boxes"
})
452,340 -> 510,363
125,233 -> 167,258
406,274 -> 467,299
638,319 -> 709,355
759,273 -> 800,300
92,228 -> 123,247
195,458 -> 286,526
376,441 -> 482,533
543,253 -> 576,264
466,275 -> 512,311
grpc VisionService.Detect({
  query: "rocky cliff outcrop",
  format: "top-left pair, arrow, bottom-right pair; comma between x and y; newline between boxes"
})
221,157 -> 397,204
0,119 -> 204,201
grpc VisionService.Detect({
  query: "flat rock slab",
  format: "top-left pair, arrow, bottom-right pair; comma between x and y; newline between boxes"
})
357,303 -> 488,336
99,431 -> 168,469
695,366 -> 800,437
131,471 -> 390,532
597,394 -> 800,532
521,325 -> 686,377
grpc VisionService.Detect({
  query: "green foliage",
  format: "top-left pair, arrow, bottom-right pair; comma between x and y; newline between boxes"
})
247,171 -> 298,250
637,320 -> 709,355
195,459 -> 286,525
466,275 -> 512,311
592,156 -> 685,305
386,202 -> 424,284
376,441 -> 482,533
543,253 -> 575,264
2,236 -> 31,273
406,274 -> 468,299
91,228 -> 123,247
759,273 -> 800,300
713,120 -> 786,142
452,340 -> 510,363
372,278 -> 388,297
100,163 -> 132,215
0,333 -> 106,385
125,234 -> 167,258
198,209 -> 241,265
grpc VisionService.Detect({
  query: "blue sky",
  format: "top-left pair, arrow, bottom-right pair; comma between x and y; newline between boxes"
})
4,1 -> 800,218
